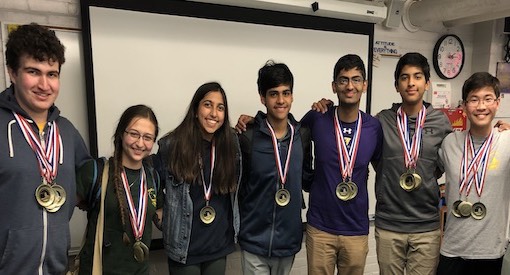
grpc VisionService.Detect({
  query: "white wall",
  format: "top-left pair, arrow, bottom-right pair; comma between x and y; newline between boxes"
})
0,0 -> 80,88
372,23 -> 476,114
1,0 -> 509,249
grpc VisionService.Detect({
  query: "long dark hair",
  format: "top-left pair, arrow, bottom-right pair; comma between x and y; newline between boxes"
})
165,82 -> 237,194
111,104 -> 158,243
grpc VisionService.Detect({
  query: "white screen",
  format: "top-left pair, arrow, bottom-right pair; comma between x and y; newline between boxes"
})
88,6 -> 370,156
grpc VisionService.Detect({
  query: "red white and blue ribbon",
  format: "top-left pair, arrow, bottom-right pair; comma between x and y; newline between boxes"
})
200,141 -> 216,202
396,106 -> 426,170
121,167 -> 147,241
13,112 -> 62,184
266,120 -> 294,187
334,108 -> 362,182
459,129 -> 494,197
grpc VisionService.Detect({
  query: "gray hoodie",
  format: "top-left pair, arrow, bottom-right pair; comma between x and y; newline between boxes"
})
375,102 -> 452,233
0,86 -> 90,274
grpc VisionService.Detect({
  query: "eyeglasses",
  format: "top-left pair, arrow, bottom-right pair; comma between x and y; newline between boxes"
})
124,130 -> 155,143
335,76 -> 364,86
465,97 -> 498,107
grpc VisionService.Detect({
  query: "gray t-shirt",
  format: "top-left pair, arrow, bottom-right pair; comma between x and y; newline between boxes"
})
439,130 -> 510,259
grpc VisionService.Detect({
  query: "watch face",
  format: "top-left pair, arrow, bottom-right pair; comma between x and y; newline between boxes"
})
433,35 -> 464,79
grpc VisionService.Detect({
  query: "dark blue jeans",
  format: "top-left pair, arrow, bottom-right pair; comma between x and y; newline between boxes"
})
167,256 -> 226,275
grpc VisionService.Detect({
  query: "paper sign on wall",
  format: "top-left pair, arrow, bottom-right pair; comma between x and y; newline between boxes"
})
431,82 -> 452,108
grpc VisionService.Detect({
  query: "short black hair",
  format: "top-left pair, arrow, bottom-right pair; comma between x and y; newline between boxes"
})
394,52 -> 430,86
462,72 -> 500,101
333,54 -> 366,81
257,60 -> 293,96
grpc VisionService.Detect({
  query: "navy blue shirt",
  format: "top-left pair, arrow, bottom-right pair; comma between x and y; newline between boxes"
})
184,139 -> 235,265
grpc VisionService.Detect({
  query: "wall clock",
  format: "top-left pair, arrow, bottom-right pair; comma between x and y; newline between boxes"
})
433,34 -> 465,80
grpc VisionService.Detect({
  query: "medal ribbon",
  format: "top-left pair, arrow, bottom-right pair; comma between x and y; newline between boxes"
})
334,109 -> 362,181
121,167 -> 147,241
459,129 -> 494,197
266,120 -> 294,187
200,141 -> 216,202
396,106 -> 427,170
13,112 -> 62,184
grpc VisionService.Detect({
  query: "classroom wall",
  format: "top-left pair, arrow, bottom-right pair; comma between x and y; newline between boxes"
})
2,0 -> 507,112
0,0 -> 81,88
1,0 -> 509,253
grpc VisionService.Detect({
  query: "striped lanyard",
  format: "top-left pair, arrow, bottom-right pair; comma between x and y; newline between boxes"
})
396,106 -> 426,170
121,167 -> 147,241
13,112 -> 62,184
266,120 -> 294,187
334,108 -> 362,182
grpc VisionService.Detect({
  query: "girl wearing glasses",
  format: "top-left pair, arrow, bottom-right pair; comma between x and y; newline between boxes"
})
153,82 -> 240,275
75,104 -> 161,274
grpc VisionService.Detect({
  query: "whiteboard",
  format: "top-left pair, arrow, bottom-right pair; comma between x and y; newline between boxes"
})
84,4 -> 372,157
82,1 -> 375,227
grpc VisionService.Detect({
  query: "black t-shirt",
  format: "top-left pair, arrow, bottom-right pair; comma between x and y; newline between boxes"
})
184,139 -> 235,265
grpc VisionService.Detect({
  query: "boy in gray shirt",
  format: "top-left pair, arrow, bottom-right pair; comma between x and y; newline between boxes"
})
437,72 -> 509,275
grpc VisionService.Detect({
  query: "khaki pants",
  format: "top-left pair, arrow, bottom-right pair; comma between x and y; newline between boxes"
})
306,224 -> 368,275
375,227 -> 441,275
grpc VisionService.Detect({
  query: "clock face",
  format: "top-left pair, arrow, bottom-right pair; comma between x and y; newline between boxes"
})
433,35 -> 465,80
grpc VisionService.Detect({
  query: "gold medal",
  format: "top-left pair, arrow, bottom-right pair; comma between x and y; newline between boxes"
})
133,240 -> 149,262
451,200 -> 462,218
336,182 -> 351,201
457,201 -> 473,217
44,185 -> 67,213
51,184 -> 67,207
412,173 -> 422,189
347,181 -> 358,200
471,202 -> 486,220
200,205 -> 216,224
275,188 -> 291,207
46,205 -> 61,213
400,172 -> 416,192
35,184 -> 56,208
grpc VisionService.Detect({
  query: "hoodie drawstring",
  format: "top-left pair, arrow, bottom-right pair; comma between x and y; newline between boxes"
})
7,119 -> 16,157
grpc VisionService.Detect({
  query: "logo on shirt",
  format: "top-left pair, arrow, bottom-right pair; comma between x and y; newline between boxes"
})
148,188 -> 157,207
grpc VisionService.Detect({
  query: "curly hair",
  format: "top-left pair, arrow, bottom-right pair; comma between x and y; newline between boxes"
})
5,23 -> 65,72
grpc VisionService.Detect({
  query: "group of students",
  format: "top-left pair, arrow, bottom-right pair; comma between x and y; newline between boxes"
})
1,22 -> 509,275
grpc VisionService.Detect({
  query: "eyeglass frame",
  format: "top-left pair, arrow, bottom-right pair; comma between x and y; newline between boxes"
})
124,130 -> 155,143
464,97 -> 499,107
334,76 -> 365,86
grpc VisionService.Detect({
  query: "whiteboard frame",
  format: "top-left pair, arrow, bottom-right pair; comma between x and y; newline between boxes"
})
80,0 -> 375,157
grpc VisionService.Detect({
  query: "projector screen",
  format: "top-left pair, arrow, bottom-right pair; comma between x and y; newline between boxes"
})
81,0 -> 374,157
80,0 -> 376,233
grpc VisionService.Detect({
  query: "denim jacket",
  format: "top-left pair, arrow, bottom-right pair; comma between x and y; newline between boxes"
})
152,133 -> 241,264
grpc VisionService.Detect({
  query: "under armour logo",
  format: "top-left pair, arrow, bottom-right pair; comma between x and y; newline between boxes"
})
343,128 -> 352,135
423,128 -> 434,135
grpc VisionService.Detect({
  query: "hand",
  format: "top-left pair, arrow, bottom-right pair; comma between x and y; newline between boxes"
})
153,209 -> 163,231
76,195 -> 88,211
494,120 -> 510,131
311,98 -> 334,114
235,114 -> 255,133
